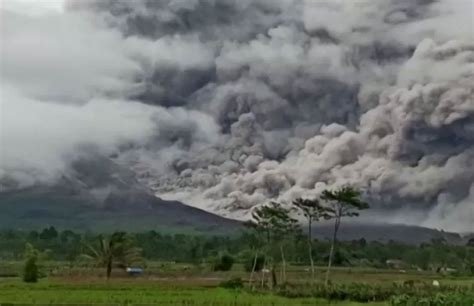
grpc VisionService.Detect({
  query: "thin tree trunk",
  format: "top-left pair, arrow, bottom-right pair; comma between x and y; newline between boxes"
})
280,244 -> 286,283
249,250 -> 258,290
271,262 -> 278,289
279,259 -> 283,281
261,229 -> 270,288
325,216 -> 340,286
308,218 -> 315,281
106,258 -> 112,280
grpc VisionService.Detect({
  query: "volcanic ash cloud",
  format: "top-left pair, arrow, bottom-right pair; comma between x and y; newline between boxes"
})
1,0 -> 473,231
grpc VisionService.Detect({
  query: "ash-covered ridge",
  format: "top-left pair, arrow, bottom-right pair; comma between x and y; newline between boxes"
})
1,0 -> 473,232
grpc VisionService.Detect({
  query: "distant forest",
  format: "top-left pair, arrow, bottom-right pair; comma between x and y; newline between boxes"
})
1,227 -> 473,275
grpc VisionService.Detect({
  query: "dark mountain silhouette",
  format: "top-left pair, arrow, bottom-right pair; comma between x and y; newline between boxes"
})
0,156 -> 239,233
311,223 -> 467,246
0,156 -> 469,244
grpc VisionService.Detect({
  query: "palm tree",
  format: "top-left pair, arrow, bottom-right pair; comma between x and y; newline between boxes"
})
292,198 -> 326,281
83,232 -> 142,279
321,187 -> 369,285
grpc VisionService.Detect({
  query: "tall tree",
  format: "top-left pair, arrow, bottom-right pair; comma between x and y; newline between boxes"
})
292,197 -> 327,281
243,222 -> 265,290
83,232 -> 142,279
321,187 -> 369,285
251,202 -> 298,288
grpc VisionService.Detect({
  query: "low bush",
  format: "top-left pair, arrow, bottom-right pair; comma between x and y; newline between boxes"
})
391,292 -> 474,305
213,254 -> 234,271
23,256 -> 39,283
278,283 -> 391,302
276,282 -> 474,303
219,277 -> 244,289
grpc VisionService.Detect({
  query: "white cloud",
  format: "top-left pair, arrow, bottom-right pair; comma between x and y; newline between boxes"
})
0,86 -> 159,187
1,9 -> 140,103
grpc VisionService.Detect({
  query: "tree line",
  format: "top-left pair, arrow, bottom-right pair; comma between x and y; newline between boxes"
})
0,187 -> 473,283
1,226 -> 473,282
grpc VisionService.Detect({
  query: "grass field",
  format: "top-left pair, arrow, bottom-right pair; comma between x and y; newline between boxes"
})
1,262 -> 473,305
0,279 -> 388,305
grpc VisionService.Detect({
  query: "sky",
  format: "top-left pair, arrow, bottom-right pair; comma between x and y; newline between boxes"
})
0,0 -> 64,16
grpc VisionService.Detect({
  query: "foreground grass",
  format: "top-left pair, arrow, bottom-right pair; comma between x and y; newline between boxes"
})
1,265 -> 472,305
0,278 -> 386,305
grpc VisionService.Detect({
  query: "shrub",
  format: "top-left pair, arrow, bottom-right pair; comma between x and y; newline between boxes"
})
219,277 -> 244,289
213,254 -> 234,271
276,282 -> 474,304
390,293 -> 474,305
23,256 -> 39,283
244,254 -> 265,272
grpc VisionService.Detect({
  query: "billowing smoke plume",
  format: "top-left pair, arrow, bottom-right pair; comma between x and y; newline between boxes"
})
1,0 -> 473,232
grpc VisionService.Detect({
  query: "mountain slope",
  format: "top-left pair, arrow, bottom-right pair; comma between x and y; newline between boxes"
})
0,156 -> 469,243
0,156 -> 240,233
0,187 -> 241,233
0,187 -> 469,244
310,223 -> 467,245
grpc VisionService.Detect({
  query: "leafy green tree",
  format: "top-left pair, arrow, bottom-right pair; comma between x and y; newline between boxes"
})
82,232 -> 142,279
39,226 -> 58,240
241,225 -> 265,289
23,243 -> 39,283
465,239 -> 474,275
404,248 -> 428,270
60,230 -> 80,244
188,238 -> 205,266
292,197 -> 326,280
213,253 -> 235,271
23,256 -> 39,283
321,186 -> 369,285
251,202 -> 298,287
27,230 -> 39,241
